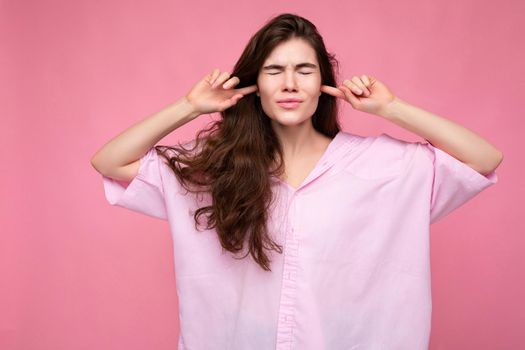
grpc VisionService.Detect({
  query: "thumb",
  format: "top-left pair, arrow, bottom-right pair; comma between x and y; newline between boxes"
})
220,94 -> 243,110
339,85 -> 361,107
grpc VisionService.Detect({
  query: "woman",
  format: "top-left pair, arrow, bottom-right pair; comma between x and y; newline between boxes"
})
91,13 -> 502,350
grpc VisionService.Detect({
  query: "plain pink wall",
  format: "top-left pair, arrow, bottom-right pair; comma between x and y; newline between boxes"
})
1,0 -> 523,349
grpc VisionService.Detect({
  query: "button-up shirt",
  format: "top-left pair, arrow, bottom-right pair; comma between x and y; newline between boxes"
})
100,130 -> 498,349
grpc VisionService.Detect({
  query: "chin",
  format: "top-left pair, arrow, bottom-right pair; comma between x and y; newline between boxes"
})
270,114 -> 311,127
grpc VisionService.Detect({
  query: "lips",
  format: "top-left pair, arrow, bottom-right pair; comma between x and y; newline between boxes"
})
277,100 -> 302,109
277,98 -> 303,103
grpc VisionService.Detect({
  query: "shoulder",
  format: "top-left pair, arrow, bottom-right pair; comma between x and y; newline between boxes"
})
339,131 -> 416,154
341,132 -> 420,179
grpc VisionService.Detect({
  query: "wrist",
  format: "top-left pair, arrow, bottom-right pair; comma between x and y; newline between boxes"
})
179,96 -> 200,121
377,96 -> 406,121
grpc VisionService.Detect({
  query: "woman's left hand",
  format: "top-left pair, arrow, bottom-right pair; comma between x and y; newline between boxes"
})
321,75 -> 396,116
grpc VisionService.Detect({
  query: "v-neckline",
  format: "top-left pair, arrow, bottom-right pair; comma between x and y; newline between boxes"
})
276,130 -> 343,191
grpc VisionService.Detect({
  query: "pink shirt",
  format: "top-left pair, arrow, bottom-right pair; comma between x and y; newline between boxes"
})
101,130 -> 498,349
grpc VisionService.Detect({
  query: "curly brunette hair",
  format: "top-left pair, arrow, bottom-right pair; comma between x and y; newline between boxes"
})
155,13 -> 341,271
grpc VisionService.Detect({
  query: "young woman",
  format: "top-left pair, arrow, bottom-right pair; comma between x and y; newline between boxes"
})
91,12 -> 502,350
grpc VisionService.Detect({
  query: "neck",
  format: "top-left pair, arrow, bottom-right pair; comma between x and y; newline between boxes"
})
271,120 -> 331,162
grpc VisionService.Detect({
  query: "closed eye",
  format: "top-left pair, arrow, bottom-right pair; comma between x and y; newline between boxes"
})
268,72 -> 313,75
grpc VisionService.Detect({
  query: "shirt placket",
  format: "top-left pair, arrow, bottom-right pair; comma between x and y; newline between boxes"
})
275,191 -> 299,350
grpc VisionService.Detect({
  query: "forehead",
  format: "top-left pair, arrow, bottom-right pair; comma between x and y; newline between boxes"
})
263,38 -> 317,65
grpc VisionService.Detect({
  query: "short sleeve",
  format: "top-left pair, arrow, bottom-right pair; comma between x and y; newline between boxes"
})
417,140 -> 499,224
101,147 -> 168,220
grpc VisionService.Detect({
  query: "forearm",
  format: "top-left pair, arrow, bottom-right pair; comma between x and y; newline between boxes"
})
90,97 -> 200,173
377,97 -> 503,175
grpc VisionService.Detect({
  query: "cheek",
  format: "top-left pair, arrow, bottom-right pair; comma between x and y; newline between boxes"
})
259,80 -> 279,93
309,78 -> 322,91
301,79 -> 321,94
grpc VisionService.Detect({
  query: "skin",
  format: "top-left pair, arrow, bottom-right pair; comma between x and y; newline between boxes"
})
191,38 -> 503,179
321,76 -> 503,176
255,37 -> 327,161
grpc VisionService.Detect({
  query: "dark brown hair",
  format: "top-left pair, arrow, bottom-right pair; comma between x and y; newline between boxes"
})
155,13 -> 341,271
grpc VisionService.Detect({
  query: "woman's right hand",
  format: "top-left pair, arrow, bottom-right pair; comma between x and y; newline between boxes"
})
184,69 -> 258,115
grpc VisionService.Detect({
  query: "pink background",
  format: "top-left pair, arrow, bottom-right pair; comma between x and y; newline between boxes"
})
1,0 -> 523,349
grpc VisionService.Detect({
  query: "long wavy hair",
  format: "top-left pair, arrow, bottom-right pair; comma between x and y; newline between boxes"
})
155,13 -> 341,271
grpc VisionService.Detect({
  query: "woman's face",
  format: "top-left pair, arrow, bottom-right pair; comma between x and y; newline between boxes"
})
257,38 -> 322,128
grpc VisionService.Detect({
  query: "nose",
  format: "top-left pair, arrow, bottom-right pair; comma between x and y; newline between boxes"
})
282,70 -> 298,91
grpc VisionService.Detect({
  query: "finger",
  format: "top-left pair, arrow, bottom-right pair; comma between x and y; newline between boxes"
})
221,94 -> 243,110
236,84 -> 258,95
339,85 -> 361,107
209,68 -> 221,86
350,77 -> 370,96
343,79 -> 365,96
361,75 -> 371,87
212,71 -> 231,89
222,76 -> 240,89
321,85 -> 345,99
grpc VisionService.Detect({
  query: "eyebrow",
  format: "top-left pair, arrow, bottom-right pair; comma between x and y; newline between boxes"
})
262,63 -> 318,70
